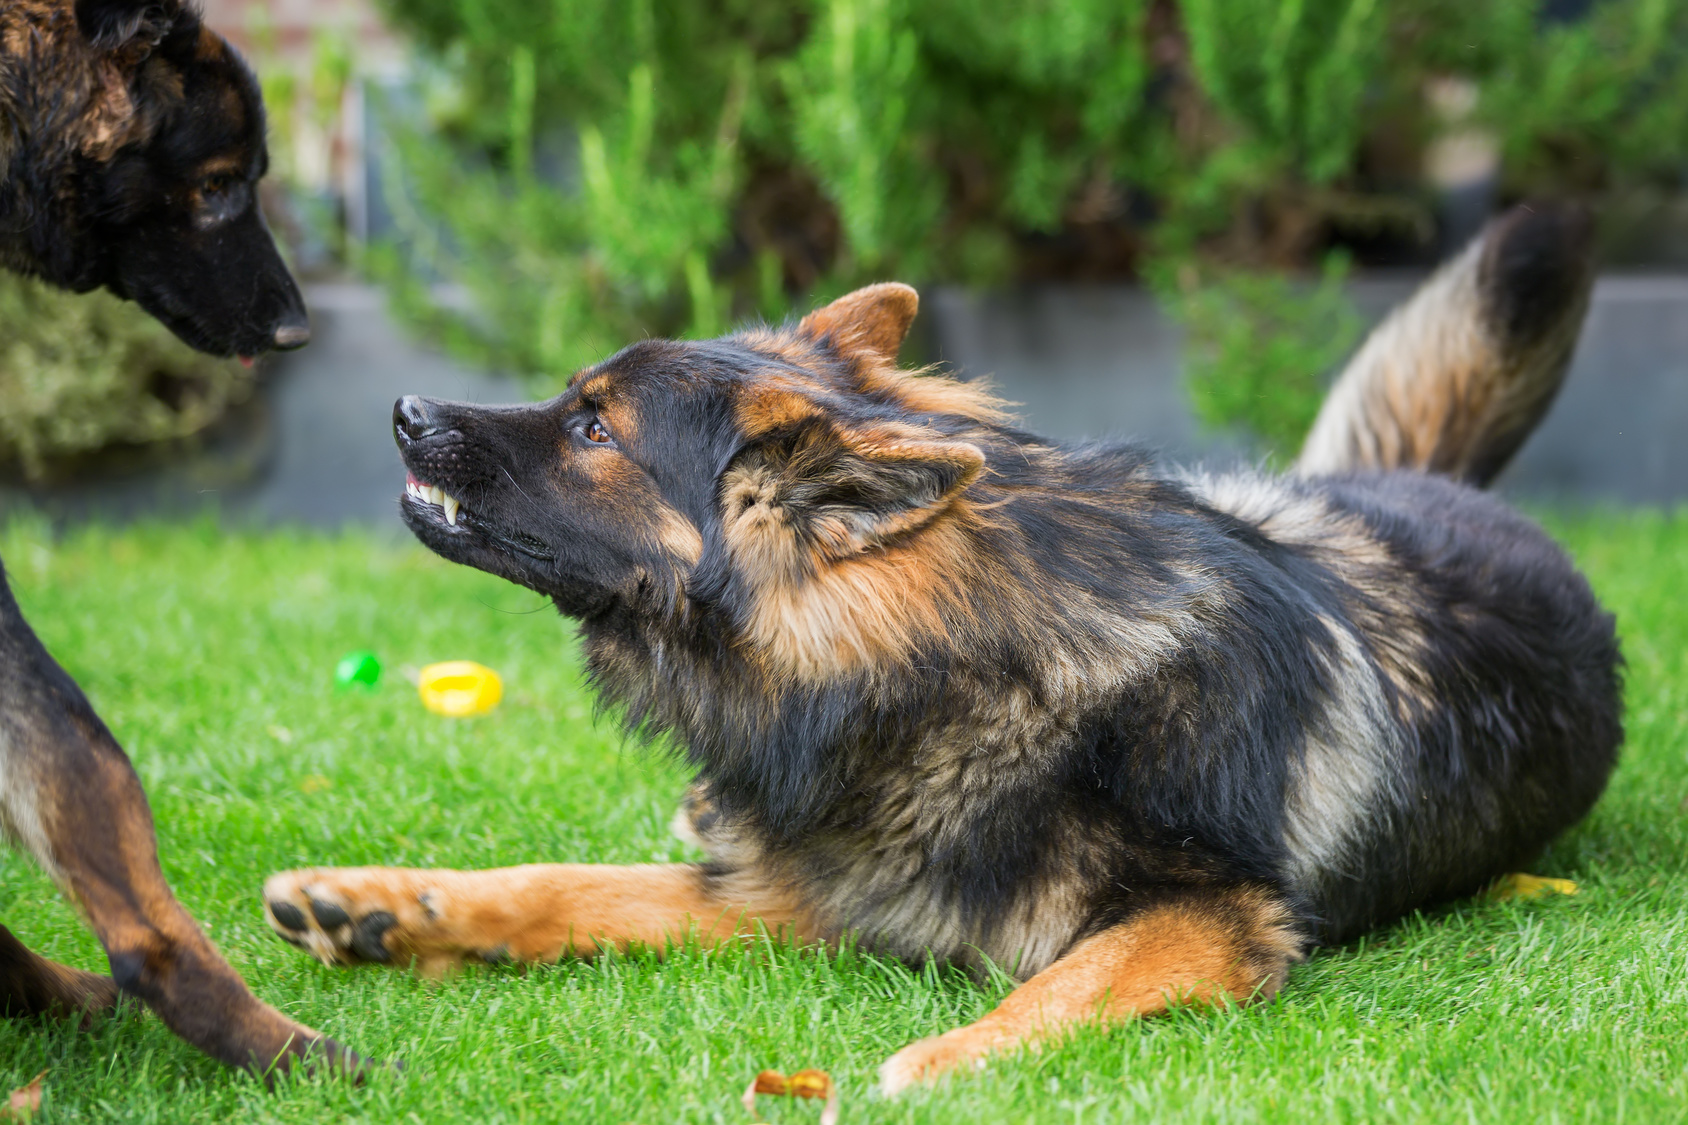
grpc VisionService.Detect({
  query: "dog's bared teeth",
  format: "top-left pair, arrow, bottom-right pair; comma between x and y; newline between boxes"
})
404,478 -> 464,524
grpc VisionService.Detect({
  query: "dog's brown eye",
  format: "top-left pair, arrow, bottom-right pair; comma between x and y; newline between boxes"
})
585,419 -> 612,444
201,174 -> 230,196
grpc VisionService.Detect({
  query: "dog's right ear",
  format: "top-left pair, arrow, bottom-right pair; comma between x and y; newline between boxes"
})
798,283 -> 920,366
75,0 -> 181,52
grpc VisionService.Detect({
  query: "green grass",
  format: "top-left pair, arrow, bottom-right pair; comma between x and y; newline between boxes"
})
0,510 -> 1685,1124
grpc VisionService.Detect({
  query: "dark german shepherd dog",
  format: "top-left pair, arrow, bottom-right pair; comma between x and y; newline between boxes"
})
262,203 -> 1618,1093
1,0 -> 358,1074
1,0 -> 308,356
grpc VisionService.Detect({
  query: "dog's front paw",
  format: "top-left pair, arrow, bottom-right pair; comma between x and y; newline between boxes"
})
878,1029 -> 997,1096
263,867 -> 474,976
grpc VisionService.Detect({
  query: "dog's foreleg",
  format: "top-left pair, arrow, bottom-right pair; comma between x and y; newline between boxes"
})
0,566 -> 364,1075
878,887 -> 1304,1095
40,744 -> 365,1074
262,864 -> 803,975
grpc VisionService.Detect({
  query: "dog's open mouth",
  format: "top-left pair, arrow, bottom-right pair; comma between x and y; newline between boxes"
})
405,472 -> 468,527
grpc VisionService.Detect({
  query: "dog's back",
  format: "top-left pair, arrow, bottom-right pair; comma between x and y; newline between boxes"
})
1183,464 -> 1619,940
1188,203 -> 1617,939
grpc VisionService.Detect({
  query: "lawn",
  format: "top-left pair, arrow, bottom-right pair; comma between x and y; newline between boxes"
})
0,509 -> 1685,1124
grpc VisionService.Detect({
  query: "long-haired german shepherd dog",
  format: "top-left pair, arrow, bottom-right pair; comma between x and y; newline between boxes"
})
263,204 -> 1619,1093
1,0 -> 360,1075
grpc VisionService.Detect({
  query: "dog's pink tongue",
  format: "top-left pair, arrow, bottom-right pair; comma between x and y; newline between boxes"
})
238,356 -> 255,368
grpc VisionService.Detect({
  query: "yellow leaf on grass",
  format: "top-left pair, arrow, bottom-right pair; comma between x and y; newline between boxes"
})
1488,873 -> 1579,902
2,1070 -> 45,1120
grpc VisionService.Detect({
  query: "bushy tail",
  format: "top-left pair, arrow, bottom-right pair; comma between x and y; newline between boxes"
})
1296,203 -> 1594,487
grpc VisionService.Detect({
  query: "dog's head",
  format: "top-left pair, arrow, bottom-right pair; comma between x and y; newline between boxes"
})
394,284 -> 1016,677
6,0 -> 306,357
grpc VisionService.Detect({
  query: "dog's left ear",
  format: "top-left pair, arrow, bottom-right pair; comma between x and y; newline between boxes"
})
799,283 -> 920,365
75,0 -> 182,52
780,420 -> 984,557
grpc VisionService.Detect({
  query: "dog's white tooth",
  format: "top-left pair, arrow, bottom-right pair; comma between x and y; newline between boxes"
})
443,494 -> 459,526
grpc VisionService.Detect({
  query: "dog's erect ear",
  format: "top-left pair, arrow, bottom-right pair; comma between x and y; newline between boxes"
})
75,0 -> 181,52
773,421 -> 983,557
798,283 -> 920,365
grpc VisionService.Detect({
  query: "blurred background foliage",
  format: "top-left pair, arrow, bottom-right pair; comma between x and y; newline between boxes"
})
4,0 -> 1685,478
0,275 -> 253,482
345,0 -> 1687,446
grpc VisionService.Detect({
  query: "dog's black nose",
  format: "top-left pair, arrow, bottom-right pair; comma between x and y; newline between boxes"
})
394,396 -> 438,443
272,314 -> 310,351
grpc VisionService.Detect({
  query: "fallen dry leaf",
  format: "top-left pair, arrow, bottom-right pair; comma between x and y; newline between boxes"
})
743,1068 -> 839,1125
1,1071 -> 45,1120
1487,873 -> 1579,902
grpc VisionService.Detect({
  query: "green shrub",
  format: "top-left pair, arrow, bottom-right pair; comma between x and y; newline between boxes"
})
1165,254 -> 1363,459
0,274 -> 254,481
358,0 -> 1688,452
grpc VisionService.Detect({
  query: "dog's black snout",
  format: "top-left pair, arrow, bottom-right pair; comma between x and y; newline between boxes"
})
272,314 -> 311,351
394,395 -> 440,443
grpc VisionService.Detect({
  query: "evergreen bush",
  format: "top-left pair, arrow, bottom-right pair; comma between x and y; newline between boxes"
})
365,0 -> 1688,452
0,274 -> 254,481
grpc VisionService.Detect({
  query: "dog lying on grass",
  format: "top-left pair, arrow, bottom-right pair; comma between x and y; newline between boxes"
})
264,203 -> 1618,1093
0,0 -> 359,1075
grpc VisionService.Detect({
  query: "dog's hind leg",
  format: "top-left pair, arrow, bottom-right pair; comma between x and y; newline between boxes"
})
878,886 -> 1305,1095
1296,202 -> 1594,486
261,863 -> 805,975
0,562 -> 364,1075
0,923 -> 118,1021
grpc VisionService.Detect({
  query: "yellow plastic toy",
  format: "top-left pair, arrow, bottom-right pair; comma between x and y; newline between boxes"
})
418,661 -> 503,717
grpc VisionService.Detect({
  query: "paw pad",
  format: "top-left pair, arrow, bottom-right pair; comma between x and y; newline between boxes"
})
269,901 -> 308,932
309,897 -> 351,930
349,913 -> 397,963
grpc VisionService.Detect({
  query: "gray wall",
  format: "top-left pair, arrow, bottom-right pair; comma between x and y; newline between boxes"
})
3,275 -> 1683,529
925,276 -> 1688,505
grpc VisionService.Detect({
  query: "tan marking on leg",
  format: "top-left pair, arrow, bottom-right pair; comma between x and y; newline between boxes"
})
878,888 -> 1302,1095
263,863 -> 807,970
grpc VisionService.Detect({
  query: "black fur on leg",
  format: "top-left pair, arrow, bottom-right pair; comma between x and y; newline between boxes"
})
0,923 -> 118,1022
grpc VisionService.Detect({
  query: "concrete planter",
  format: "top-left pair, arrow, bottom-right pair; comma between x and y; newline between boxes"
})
925,276 -> 1688,505
3,276 -> 1683,528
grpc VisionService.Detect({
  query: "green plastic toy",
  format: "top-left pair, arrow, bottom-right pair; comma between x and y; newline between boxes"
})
334,650 -> 382,690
